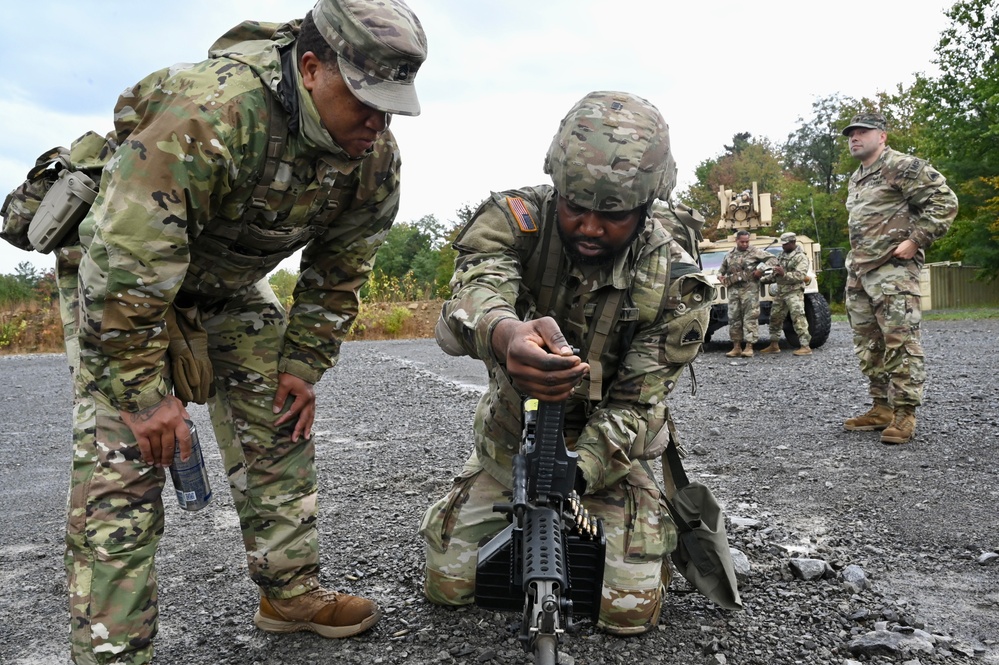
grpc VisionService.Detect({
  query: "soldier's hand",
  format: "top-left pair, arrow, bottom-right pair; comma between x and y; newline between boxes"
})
492,317 -> 588,401
752,269 -> 763,279
273,373 -> 316,442
120,396 -> 191,468
893,238 -> 919,261
773,266 -> 785,276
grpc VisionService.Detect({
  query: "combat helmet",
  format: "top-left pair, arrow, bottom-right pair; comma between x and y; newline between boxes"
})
543,91 -> 676,213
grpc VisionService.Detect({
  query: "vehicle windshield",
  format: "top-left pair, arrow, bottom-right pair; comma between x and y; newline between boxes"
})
701,251 -> 726,271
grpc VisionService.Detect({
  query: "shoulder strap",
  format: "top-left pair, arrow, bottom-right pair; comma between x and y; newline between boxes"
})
204,89 -> 289,245
522,200 -> 563,318
249,89 -> 288,211
582,288 -> 625,402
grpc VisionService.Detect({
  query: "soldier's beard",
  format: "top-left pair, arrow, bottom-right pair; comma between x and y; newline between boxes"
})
556,219 -> 642,267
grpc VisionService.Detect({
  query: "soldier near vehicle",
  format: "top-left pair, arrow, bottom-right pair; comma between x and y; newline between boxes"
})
760,232 -> 813,356
0,0 -> 429,662
841,111 -> 957,445
422,91 -> 713,636
695,183 -> 834,351
718,230 -> 776,357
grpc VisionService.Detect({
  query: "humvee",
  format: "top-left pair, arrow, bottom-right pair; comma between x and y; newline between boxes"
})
697,184 -> 833,348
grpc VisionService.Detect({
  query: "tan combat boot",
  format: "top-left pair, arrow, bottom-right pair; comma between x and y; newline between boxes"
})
843,400 -> 893,431
760,341 -> 781,354
725,341 -> 743,358
741,343 -> 754,357
254,588 -> 381,638
881,406 -> 917,444
792,345 -> 812,356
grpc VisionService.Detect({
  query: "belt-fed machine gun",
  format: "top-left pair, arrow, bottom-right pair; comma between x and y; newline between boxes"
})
474,397 -> 606,665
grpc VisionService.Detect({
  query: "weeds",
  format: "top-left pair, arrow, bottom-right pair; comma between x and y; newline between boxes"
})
0,301 -> 63,353
363,271 -> 440,302
347,303 -> 416,339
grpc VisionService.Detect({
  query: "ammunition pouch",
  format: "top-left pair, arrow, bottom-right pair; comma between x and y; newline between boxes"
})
1,131 -> 114,254
2,147 -> 72,252
28,169 -> 98,253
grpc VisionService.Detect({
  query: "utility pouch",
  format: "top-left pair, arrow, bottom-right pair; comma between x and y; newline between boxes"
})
661,272 -> 712,366
1,130 -> 114,254
1,147 -> 69,252
28,169 -> 98,253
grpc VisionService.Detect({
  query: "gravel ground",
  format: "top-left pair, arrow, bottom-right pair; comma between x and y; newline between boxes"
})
1,319 -> 997,665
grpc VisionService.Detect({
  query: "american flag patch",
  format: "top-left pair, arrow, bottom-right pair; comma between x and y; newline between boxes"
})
506,197 -> 538,233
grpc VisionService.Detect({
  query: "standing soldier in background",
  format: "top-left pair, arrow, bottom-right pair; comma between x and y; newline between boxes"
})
718,230 -> 775,357
760,232 -> 813,356
841,112 -> 957,444
31,1 -> 429,662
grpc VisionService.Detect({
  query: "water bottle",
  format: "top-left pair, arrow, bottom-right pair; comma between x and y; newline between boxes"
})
169,419 -> 213,511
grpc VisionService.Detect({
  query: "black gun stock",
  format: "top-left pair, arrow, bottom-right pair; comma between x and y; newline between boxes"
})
475,398 -> 606,665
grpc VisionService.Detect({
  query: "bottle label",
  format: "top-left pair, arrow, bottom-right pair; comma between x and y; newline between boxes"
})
169,420 -> 213,511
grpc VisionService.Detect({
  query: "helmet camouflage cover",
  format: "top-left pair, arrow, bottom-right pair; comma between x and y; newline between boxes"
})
544,91 -> 676,212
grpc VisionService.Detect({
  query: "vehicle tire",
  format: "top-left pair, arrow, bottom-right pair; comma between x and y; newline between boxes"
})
705,305 -> 728,343
783,293 -> 831,348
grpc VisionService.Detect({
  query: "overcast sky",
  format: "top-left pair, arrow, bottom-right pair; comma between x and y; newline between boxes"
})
0,0 -> 954,275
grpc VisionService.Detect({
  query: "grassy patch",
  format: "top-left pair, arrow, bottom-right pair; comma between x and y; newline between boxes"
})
832,306 -> 999,324
924,307 -> 999,321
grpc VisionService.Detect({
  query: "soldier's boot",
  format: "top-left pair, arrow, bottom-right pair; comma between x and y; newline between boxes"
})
760,341 -> 781,354
843,400 -> 893,431
792,345 -> 813,356
741,343 -> 754,358
881,406 -> 917,445
254,588 -> 381,639
725,341 -> 743,358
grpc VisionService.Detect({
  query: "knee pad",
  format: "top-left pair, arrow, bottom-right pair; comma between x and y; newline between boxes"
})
423,566 -> 474,606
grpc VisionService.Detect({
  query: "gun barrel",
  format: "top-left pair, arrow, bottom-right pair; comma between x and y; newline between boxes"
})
475,397 -> 606,664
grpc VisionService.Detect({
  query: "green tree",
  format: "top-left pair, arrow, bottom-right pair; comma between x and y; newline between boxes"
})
369,207 -> 473,300
432,202 -> 478,298
0,273 -> 34,306
677,134 -> 786,239
911,0 -> 999,279
373,215 -> 445,283
783,94 -> 856,195
14,261 -> 39,288
723,131 -> 754,156
268,268 -> 298,309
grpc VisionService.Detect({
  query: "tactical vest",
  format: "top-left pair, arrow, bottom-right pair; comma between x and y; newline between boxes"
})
495,191 -> 688,406
180,90 -> 361,298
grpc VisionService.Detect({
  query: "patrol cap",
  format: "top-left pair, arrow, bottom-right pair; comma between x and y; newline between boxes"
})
544,91 -> 676,212
841,111 -> 886,136
780,232 -> 796,243
312,0 -> 428,116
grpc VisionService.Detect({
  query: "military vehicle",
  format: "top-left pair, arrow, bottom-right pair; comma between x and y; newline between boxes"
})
697,183 -> 832,348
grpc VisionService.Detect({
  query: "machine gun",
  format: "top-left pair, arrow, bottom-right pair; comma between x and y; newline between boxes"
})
474,398 -> 606,665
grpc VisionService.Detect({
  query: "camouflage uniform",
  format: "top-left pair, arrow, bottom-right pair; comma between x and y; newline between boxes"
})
65,13 -> 424,663
765,243 -> 810,347
845,146 -> 957,407
420,183 -> 711,633
718,244 -> 774,343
